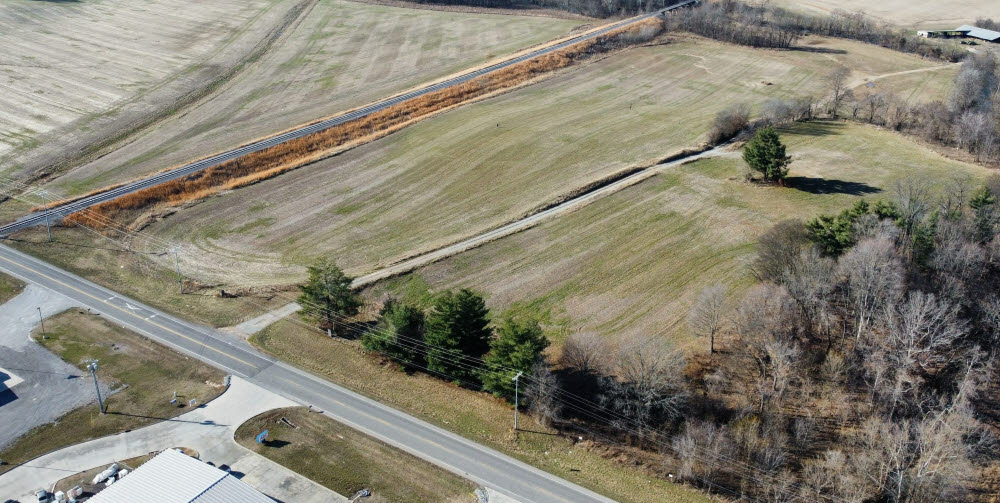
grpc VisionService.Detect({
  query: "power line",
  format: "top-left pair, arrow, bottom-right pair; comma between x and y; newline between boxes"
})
0,178 -> 817,501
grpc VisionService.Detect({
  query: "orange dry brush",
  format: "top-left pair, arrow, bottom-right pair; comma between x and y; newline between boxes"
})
67,19 -> 664,231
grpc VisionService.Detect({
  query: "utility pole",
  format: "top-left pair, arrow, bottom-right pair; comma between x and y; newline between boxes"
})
512,370 -> 523,431
171,245 -> 183,294
40,190 -> 51,242
37,307 -> 45,338
86,360 -> 105,414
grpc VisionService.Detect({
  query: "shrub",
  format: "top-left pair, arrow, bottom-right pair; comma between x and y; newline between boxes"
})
707,103 -> 751,145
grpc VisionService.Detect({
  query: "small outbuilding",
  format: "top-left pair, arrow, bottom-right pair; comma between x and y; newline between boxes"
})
87,448 -> 273,503
918,25 -> 1000,43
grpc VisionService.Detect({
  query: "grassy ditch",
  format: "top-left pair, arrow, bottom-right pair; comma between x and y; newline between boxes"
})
0,271 -> 24,304
0,309 -> 225,474
6,227 -> 287,328
236,407 -> 477,503
65,18 -> 665,231
250,320 -> 712,503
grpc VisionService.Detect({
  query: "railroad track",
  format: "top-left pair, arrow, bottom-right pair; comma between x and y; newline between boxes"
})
0,0 -> 698,237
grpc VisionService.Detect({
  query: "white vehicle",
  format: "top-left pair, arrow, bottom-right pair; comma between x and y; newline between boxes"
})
34,489 -> 51,503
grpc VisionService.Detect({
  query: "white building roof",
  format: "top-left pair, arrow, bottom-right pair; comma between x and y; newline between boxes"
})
87,448 -> 273,503
955,25 -> 1000,41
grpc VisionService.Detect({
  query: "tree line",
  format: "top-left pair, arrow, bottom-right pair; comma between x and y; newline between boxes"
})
820,51 -> 1000,166
407,0 -> 685,17
294,166 -> 999,499
667,0 -> 967,61
296,263 -> 549,401
671,173 -> 999,501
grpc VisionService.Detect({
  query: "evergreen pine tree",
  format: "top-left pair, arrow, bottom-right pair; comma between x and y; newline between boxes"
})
424,289 -> 491,383
481,316 -> 550,400
297,258 -> 360,337
743,126 -> 792,182
363,298 -> 425,367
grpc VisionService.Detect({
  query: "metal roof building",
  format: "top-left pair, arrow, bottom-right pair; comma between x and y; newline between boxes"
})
87,448 -> 273,503
954,25 -> 1000,42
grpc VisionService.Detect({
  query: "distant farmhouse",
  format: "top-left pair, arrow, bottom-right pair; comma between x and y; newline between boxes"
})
918,25 -> 1000,44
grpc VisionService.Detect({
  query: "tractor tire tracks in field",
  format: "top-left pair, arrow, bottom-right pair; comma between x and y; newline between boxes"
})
241,145 -> 724,328
7,0 -> 319,189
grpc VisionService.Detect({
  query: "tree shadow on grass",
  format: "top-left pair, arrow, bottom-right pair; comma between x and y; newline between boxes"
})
777,120 -> 845,137
263,439 -> 290,448
785,177 -> 882,196
788,45 -> 847,54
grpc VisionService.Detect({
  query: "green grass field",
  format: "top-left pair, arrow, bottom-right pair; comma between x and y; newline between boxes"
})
369,120 -> 993,348
236,407 -> 477,503
0,310 -> 224,474
135,35 -> 956,287
250,322 -> 712,503
0,271 -> 24,305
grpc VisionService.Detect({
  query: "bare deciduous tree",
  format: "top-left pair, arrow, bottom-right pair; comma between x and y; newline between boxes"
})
734,284 -> 801,410
894,178 -> 931,236
671,419 -> 727,486
827,65 -> 851,117
525,360 -> 561,427
838,235 -> 905,343
885,93 -> 911,131
708,103 -> 751,144
689,284 -> 727,354
600,336 -> 688,438
754,219 -> 811,282
954,110 -> 998,161
783,248 -> 836,345
560,332 -> 605,374
884,292 -> 968,413
981,295 -> 1000,360
862,91 -> 889,124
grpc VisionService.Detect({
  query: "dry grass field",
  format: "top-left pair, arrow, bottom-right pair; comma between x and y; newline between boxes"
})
0,0 -> 294,172
849,64 -> 959,103
250,323 -> 712,503
65,19 -> 664,230
771,0 -> 1000,28
6,227 -> 288,328
368,121 -> 994,347
43,0 -> 580,197
236,407 -> 477,503
0,310 -> 224,475
132,35 -> 955,286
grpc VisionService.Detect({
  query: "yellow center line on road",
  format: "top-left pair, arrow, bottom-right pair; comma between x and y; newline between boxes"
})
0,254 -> 259,370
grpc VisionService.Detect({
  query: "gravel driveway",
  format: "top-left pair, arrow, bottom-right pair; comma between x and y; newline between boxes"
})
0,283 -> 109,450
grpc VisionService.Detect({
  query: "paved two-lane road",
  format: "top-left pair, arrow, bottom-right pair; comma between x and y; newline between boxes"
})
0,243 -> 617,503
0,0 -> 697,237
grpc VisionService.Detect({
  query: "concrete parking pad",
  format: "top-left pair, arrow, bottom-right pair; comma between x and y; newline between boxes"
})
0,376 -> 344,503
